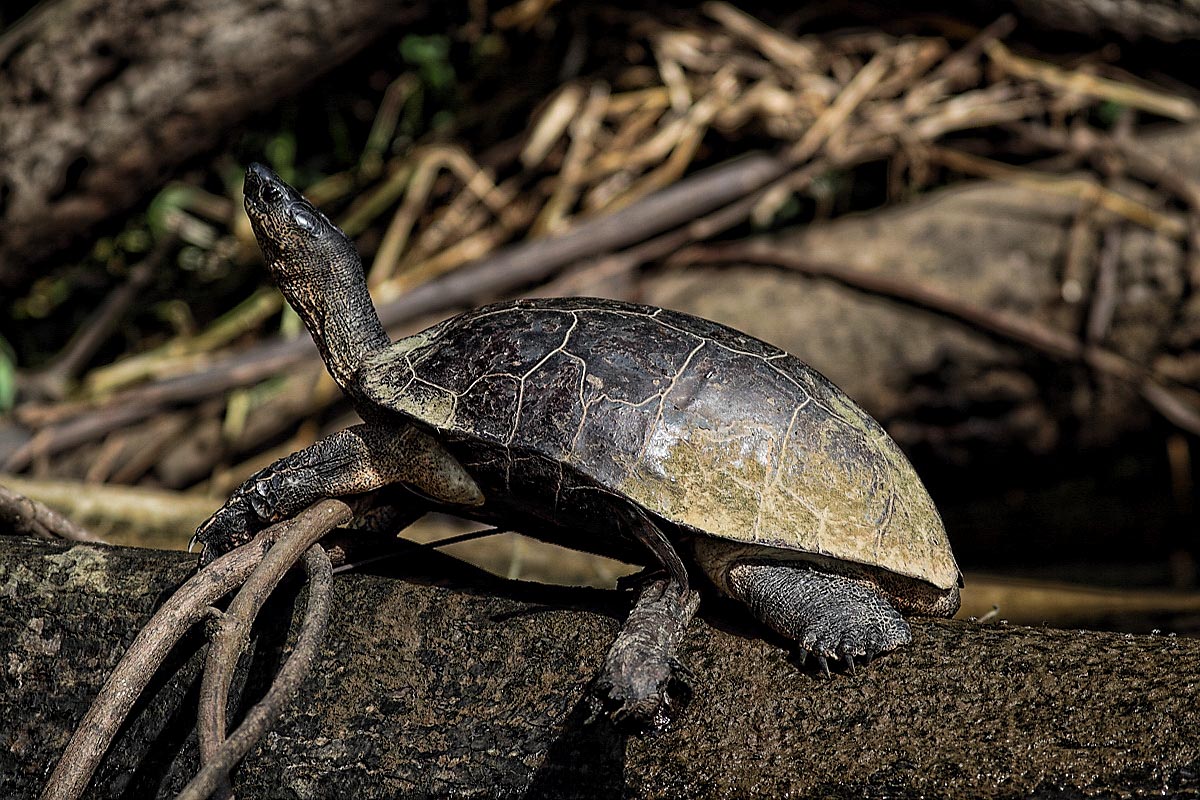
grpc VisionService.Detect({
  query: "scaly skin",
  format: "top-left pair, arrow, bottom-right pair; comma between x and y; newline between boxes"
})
728,563 -> 912,676
592,578 -> 699,732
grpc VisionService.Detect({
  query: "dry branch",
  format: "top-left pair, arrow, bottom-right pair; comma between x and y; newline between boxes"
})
4,536 -> 1198,799
1,152 -> 789,472
643,124 -> 1200,457
7,5 -> 1200,485
1008,0 -> 1200,41
0,483 -> 101,543
675,239 -> 1200,434
0,474 -> 215,548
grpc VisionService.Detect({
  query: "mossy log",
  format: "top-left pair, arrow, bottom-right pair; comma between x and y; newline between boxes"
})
2,536 -> 1199,799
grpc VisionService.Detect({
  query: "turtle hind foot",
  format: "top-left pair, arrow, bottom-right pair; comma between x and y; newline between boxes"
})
591,578 -> 700,734
727,562 -> 911,675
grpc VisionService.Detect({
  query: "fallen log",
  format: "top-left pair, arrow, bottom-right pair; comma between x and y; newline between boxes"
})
0,0 -> 429,287
3,536 -> 1198,799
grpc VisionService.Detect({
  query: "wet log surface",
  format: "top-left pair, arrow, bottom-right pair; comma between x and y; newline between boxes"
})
3,536 -> 1199,799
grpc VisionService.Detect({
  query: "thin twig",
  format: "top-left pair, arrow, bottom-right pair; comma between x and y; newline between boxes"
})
0,473 -> 220,544
19,234 -> 172,401
927,147 -> 1188,238
787,49 -> 892,164
1086,226 -> 1123,345
16,12 -> 1200,479
5,395 -> 185,472
0,484 -> 102,543
902,15 -> 1017,111
330,525 -> 512,575
985,40 -> 1200,123
83,287 -> 284,396
1060,199 -> 1098,306
179,544 -> 334,800
1014,122 -> 1200,211
38,500 -> 351,800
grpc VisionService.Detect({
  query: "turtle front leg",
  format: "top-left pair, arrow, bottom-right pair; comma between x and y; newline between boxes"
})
724,562 -> 911,675
194,423 -> 482,563
592,577 -> 700,732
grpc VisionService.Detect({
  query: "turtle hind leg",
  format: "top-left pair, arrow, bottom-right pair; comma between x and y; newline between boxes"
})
726,562 -> 911,675
592,577 -> 700,733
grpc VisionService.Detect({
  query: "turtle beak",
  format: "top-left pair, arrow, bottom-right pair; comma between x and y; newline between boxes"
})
243,162 -> 295,213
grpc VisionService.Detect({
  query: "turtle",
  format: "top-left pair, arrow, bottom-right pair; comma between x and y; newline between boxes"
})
195,162 -> 961,729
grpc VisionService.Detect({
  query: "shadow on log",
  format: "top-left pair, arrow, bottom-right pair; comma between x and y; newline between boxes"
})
3,536 -> 1199,798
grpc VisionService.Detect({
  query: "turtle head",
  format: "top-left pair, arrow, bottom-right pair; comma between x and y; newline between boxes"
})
242,162 -> 389,395
243,162 -> 352,287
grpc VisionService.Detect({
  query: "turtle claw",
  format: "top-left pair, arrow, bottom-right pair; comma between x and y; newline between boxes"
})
816,654 -> 832,679
842,653 -> 857,676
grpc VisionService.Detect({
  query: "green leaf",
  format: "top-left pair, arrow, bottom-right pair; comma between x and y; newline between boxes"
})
265,133 -> 298,183
0,336 -> 16,412
399,34 -> 455,93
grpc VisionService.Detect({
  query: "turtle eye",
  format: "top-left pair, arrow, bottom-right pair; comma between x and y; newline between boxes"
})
261,184 -> 283,206
291,207 -> 324,238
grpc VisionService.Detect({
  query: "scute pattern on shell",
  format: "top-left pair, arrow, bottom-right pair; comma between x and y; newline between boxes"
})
363,297 -> 959,590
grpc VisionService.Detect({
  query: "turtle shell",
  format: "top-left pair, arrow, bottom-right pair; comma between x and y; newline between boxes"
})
361,297 -> 959,590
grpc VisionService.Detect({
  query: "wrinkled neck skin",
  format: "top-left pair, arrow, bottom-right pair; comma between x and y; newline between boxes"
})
273,251 -> 390,399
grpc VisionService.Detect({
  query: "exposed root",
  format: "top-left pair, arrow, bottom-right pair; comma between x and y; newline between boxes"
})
180,543 -> 334,800
39,499 -> 352,800
194,501 -> 352,798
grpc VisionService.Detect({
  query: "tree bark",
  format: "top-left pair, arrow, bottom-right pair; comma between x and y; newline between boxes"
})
0,0 -> 428,287
3,536 -> 1198,799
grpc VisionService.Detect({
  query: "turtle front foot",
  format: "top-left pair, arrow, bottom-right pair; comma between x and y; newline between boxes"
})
192,491 -> 267,565
726,562 -> 912,676
591,579 -> 700,733
192,457 -> 307,563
